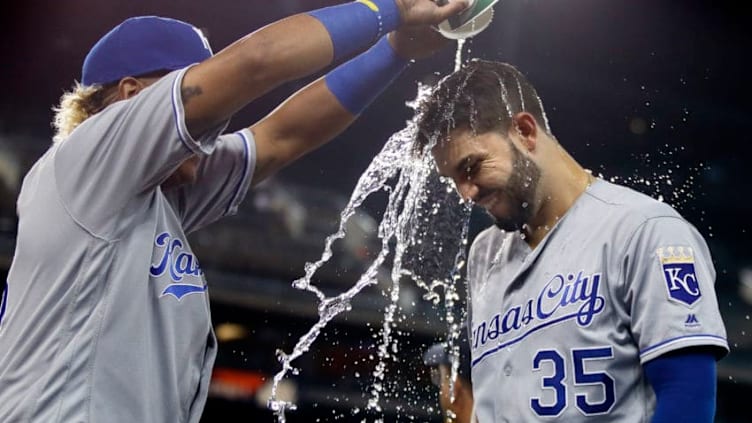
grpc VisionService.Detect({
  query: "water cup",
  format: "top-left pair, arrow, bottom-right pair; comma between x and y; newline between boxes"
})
436,0 -> 499,40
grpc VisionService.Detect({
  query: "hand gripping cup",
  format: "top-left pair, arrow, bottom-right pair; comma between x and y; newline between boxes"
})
436,0 -> 499,40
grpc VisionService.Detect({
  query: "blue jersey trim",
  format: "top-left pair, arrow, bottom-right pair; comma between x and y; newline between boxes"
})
225,131 -> 252,215
0,280 -> 7,326
471,311 -> 583,367
640,334 -> 727,356
170,69 -> 200,153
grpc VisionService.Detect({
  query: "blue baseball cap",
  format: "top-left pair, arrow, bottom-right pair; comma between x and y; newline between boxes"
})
82,16 -> 213,86
423,330 -> 472,380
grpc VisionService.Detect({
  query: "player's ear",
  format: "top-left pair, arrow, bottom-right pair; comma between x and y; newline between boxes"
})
117,76 -> 144,100
512,112 -> 538,152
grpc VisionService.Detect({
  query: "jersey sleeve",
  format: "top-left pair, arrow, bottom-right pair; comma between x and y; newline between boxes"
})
53,67 -> 228,238
163,128 -> 256,234
621,216 -> 729,363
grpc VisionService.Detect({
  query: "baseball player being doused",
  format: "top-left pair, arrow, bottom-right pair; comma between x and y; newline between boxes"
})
0,1 -> 471,422
414,60 -> 728,422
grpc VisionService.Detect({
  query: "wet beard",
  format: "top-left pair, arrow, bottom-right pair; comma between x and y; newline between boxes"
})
492,145 -> 542,232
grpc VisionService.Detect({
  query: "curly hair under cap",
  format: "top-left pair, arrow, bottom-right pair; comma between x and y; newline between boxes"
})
415,60 -> 552,154
51,81 -> 119,144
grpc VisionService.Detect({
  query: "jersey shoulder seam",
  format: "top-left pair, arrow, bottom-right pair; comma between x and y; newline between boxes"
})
51,148 -> 119,243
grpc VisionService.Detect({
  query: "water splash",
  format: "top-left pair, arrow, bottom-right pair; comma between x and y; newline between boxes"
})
596,144 -> 708,212
455,38 -> 466,72
268,83 -> 474,421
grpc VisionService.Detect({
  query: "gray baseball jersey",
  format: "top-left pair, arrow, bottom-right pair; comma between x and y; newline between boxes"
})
0,67 -> 256,422
466,179 -> 728,422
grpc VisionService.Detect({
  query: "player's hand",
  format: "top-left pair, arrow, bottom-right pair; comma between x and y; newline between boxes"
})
388,25 -> 451,60
396,0 -> 469,27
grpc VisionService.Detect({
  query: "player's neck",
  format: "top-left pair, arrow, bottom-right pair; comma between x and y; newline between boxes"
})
523,147 -> 593,248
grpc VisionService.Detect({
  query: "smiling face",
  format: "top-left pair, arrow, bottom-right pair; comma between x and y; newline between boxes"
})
433,128 -> 542,232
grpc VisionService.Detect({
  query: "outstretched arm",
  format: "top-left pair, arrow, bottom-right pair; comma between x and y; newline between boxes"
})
181,0 -> 467,138
249,25 -> 451,184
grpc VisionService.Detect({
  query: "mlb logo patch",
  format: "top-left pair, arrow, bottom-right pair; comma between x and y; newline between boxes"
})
657,246 -> 702,306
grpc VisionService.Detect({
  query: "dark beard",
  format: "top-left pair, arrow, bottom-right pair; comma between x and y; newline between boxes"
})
492,143 -> 542,232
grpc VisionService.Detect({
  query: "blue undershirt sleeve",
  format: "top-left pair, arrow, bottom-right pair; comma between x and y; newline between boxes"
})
325,36 -> 407,116
643,349 -> 717,423
309,0 -> 401,62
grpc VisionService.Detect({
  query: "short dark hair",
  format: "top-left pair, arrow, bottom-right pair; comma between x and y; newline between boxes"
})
415,60 -> 551,154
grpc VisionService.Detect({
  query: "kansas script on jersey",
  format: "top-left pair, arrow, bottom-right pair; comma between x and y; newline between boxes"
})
471,270 -> 605,366
149,231 -> 207,300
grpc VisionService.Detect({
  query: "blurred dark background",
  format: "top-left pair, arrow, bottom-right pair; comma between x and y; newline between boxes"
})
1,0 -> 750,421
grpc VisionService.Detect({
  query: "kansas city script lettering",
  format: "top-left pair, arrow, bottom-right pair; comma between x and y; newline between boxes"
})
149,232 -> 203,282
473,271 -> 605,349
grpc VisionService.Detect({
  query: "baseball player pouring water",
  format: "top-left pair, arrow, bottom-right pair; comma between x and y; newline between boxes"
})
415,60 -> 728,422
0,1 -> 470,422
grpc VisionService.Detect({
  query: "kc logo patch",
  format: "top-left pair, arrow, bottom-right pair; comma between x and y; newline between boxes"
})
657,246 -> 701,306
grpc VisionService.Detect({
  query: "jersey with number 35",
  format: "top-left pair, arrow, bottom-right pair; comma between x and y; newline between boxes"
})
467,179 -> 728,422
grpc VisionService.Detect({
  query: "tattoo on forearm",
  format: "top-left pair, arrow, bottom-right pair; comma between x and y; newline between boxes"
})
181,86 -> 203,105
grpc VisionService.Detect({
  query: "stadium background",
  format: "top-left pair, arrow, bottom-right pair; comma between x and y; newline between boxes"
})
1,0 -> 749,421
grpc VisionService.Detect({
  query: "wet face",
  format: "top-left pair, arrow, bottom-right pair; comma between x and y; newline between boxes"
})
162,155 -> 200,189
433,128 -> 542,232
